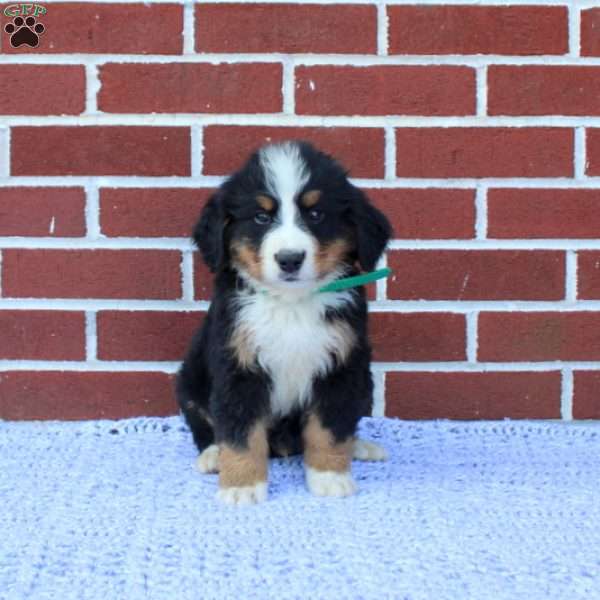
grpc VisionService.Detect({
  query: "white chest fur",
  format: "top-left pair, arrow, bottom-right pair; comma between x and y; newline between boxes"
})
232,290 -> 356,416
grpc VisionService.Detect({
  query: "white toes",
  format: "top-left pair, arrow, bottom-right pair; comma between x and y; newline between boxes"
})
196,444 -> 219,474
305,468 -> 357,497
353,439 -> 388,462
217,482 -> 268,506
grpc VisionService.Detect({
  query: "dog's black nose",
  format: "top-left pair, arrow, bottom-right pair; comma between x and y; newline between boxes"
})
275,250 -> 306,274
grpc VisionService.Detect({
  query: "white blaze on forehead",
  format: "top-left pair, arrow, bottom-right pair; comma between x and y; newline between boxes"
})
258,142 -> 318,289
259,142 -> 309,227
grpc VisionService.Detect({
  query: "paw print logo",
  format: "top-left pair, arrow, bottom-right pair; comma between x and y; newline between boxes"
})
4,15 -> 45,48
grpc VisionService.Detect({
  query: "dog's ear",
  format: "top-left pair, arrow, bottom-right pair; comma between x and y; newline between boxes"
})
192,191 -> 228,273
348,186 -> 392,271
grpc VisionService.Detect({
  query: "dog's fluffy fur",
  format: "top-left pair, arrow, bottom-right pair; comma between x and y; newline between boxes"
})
177,141 -> 391,504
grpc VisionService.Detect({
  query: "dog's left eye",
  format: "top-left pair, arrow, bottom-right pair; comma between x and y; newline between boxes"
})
307,209 -> 324,224
254,211 -> 272,225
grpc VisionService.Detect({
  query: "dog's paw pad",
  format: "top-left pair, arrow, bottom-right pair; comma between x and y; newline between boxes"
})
353,439 -> 388,462
217,482 -> 268,506
196,444 -> 219,474
305,468 -> 357,497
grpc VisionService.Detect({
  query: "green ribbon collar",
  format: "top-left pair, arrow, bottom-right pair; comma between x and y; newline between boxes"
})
317,267 -> 392,294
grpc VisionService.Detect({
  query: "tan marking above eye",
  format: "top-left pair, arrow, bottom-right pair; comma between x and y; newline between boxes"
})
301,190 -> 322,208
256,194 -> 275,212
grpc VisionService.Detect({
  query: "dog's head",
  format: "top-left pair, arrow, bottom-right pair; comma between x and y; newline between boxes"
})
194,141 -> 391,293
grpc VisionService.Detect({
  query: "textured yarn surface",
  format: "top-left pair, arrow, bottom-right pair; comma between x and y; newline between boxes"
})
1,416 -> 599,600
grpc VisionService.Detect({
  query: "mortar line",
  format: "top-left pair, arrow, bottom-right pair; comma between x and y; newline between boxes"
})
476,65 -> 487,117
85,311 -> 98,361
183,0 -> 196,55
565,250 -> 578,302
561,368 -> 574,421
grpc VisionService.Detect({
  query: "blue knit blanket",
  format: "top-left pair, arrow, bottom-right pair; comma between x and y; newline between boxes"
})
1,417 -> 599,599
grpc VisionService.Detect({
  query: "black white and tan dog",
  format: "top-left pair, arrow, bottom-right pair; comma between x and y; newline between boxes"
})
177,141 -> 392,505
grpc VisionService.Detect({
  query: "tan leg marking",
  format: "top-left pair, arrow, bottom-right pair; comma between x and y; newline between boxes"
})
303,415 -> 356,497
219,422 -> 268,489
217,423 -> 269,505
303,414 -> 353,473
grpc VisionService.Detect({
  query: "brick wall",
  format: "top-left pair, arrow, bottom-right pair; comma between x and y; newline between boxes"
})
1,0 -> 599,421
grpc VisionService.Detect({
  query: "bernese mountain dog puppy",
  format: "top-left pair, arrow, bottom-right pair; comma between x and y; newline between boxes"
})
177,141 -> 391,505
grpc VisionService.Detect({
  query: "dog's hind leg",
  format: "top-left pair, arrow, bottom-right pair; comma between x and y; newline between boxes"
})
176,354 -> 215,454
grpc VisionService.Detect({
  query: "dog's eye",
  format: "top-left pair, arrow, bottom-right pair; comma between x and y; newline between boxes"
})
307,209 -> 324,224
254,211 -> 272,225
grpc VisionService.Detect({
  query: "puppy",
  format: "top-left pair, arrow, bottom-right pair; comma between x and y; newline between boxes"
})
177,141 -> 391,505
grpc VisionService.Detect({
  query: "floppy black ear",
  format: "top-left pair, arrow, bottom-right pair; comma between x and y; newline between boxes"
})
348,186 -> 392,271
192,191 -> 228,273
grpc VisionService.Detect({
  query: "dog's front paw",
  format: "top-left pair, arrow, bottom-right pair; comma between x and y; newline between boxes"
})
305,468 -> 357,497
217,481 -> 268,506
353,438 -> 388,461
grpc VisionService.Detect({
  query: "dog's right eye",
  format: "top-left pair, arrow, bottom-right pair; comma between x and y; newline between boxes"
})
254,212 -> 272,225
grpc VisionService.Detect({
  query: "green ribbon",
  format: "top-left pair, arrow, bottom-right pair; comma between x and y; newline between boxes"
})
317,267 -> 392,294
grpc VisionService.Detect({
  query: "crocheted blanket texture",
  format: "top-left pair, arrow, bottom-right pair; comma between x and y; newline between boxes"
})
1,416 -> 599,599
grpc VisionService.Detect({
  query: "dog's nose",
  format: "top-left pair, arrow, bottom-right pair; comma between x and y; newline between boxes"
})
275,250 -> 306,274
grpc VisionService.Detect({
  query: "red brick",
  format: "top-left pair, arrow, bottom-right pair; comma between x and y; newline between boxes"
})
388,251 -> 565,301
1,250 -> 182,299
295,65 -> 475,116
195,3 -> 376,54
366,188 -> 475,239
11,127 -> 190,176
489,66 -> 600,116
586,129 -> 600,176
100,188 -> 210,237
478,312 -> 600,361
97,311 -> 205,361
0,311 -> 85,360
203,126 -> 384,178
98,63 -> 282,114
366,279 -> 377,302
386,371 -> 561,420
0,65 -> 84,115
581,9 -> 600,57
577,252 -> 600,299
573,371 -> 600,419
0,3 -> 182,54
194,254 -> 214,300
396,128 -> 574,178
370,312 -> 466,362
388,6 -> 568,56
0,371 -> 176,420
488,189 -> 600,239
0,187 -> 85,236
